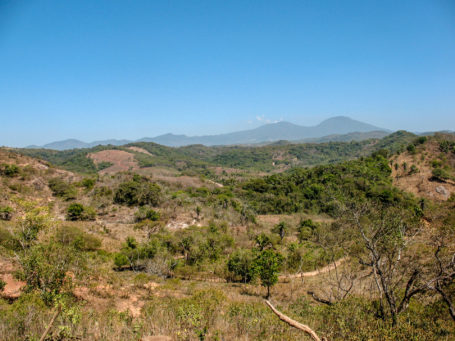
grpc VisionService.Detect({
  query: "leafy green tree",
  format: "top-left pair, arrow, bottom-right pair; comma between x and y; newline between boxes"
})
254,249 -> 283,298
254,233 -> 273,251
227,249 -> 257,283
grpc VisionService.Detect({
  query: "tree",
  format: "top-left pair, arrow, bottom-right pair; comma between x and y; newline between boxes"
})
254,233 -> 273,251
272,221 -> 288,241
114,178 -> 161,206
341,201 -> 432,325
227,249 -> 257,283
17,242 -> 75,304
254,249 -> 283,298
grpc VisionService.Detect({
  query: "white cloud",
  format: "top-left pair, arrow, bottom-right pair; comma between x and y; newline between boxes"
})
255,115 -> 282,124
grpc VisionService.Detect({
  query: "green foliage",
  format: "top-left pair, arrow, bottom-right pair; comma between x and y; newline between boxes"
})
242,154 -> 413,215
226,249 -> 257,283
114,253 -> 129,268
55,225 -> 101,251
114,176 -> 161,206
135,206 -> 160,222
0,279 -> 5,292
96,161 -> 113,171
17,242 -> 75,304
66,203 -> 96,221
254,233 -> 273,251
298,219 -> 318,242
1,163 -> 20,177
114,236 -> 160,269
406,144 -> 416,154
253,249 -> 283,298
18,208 -> 50,247
431,168 -> 452,182
80,177 -> 96,190
409,164 -> 419,175
48,178 -> 77,200
439,140 -> 455,153
0,205 -> 13,220
272,221 -> 288,241
17,148 -> 98,174
0,225 -> 17,249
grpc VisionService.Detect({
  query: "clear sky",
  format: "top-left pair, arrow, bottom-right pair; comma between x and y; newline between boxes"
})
1,0 -> 454,147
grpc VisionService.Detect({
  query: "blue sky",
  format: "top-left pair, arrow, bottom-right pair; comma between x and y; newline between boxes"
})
1,0 -> 454,147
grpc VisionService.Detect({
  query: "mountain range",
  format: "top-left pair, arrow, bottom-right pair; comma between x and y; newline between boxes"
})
28,116 -> 389,150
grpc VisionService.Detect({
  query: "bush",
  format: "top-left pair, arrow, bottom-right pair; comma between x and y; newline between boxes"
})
80,178 -> 96,190
0,206 -> 13,221
135,207 -> 160,222
227,249 -> 257,283
114,178 -> 161,206
114,253 -> 129,268
0,279 -> 5,292
48,178 -> 77,200
55,225 -> 101,251
0,226 -> 17,249
1,164 -> 20,177
431,168 -> 452,182
66,203 -> 96,221
406,144 -> 416,154
17,242 -> 75,304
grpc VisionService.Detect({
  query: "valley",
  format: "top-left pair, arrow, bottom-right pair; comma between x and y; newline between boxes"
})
1,132 -> 454,340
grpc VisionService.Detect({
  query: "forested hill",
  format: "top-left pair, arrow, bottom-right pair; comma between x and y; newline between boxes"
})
15,130 -> 417,175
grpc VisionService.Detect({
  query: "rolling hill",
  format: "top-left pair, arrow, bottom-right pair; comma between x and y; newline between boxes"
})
28,116 -> 388,150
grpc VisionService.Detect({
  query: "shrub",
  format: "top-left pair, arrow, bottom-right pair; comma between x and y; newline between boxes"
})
0,226 -> 17,249
135,207 -> 160,222
0,206 -> 13,221
1,164 -> 20,177
406,144 -> 416,154
48,178 -> 77,200
431,168 -> 452,182
66,203 -> 96,221
80,178 -> 95,190
0,279 -> 5,292
227,249 -> 257,283
415,136 -> 427,145
17,242 -> 75,304
409,165 -> 419,175
55,225 -> 101,251
114,253 -> 129,268
114,179 -> 161,206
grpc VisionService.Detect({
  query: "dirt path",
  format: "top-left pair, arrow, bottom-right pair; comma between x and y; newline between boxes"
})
279,257 -> 347,281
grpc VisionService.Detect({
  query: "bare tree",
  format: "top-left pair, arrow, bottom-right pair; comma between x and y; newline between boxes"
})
340,201 -> 428,325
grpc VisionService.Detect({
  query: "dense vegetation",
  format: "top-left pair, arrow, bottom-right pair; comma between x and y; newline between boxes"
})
16,130 -> 417,176
1,134 -> 454,340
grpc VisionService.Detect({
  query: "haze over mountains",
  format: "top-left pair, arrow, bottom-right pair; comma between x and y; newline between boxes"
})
28,116 -> 389,150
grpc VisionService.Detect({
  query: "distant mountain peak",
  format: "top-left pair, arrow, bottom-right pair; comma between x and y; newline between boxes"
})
28,116 -> 389,150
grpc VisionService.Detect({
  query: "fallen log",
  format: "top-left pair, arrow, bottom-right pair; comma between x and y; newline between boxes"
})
265,300 -> 324,341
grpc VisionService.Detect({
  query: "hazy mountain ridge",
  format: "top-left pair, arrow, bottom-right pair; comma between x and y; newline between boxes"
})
28,116 -> 388,150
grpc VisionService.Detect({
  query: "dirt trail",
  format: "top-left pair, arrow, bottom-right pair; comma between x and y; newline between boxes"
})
279,257 -> 347,281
